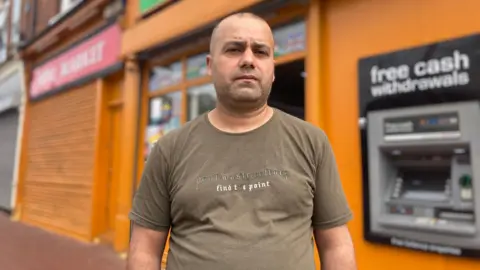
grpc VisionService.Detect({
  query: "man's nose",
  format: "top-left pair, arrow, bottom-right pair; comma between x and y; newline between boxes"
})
239,49 -> 255,68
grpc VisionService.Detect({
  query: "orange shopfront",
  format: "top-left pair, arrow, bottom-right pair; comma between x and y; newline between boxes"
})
15,22 -> 126,249
121,0 -> 480,269
322,0 -> 480,269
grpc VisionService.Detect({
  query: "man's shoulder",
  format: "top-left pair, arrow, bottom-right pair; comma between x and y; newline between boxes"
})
274,108 -> 328,139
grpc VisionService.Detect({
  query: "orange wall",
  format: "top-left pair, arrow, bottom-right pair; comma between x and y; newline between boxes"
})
323,0 -> 480,269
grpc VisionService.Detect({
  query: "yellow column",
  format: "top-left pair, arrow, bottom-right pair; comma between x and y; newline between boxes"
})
306,0 -> 323,269
114,57 -> 141,252
305,0 -> 324,129
124,0 -> 139,28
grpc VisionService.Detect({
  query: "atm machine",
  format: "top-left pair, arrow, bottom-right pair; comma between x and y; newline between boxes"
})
358,33 -> 480,258
366,101 -> 480,254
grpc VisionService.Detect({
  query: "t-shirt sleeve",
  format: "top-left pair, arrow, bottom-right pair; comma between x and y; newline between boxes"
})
129,141 -> 171,231
312,131 -> 353,230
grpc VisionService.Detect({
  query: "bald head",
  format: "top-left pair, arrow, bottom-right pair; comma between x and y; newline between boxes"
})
209,13 -> 274,53
205,12 -> 276,113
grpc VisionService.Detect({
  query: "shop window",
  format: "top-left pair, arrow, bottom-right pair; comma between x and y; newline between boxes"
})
60,0 -> 82,13
9,0 -> 21,46
145,91 -> 182,158
0,29 -> 6,64
149,61 -> 183,91
0,0 -> 8,64
49,0 -> 83,25
273,20 -> 306,58
144,49 -> 213,160
187,83 -> 216,121
186,52 -> 209,80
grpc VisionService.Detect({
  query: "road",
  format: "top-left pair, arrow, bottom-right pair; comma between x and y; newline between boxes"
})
0,212 -> 126,270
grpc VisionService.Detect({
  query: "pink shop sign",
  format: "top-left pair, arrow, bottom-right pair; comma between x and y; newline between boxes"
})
30,24 -> 121,99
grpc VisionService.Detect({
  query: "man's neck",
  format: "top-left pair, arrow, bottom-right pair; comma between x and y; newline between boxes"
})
208,104 -> 274,133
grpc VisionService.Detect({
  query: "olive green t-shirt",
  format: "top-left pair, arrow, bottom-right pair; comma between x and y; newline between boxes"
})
129,108 -> 352,270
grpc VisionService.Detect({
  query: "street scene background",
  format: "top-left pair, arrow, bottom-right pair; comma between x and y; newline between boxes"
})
1,0 -> 480,270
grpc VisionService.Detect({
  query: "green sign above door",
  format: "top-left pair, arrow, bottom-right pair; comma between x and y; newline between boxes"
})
140,0 -> 169,14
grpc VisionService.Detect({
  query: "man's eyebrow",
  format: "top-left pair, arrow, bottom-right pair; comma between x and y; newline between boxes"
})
252,42 -> 270,49
223,40 -> 247,46
222,40 -> 271,49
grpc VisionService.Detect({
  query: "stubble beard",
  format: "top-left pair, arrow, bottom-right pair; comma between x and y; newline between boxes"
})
216,83 -> 271,115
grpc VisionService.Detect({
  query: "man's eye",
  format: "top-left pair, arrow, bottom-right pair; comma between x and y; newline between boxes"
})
254,50 -> 269,56
227,48 -> 241,52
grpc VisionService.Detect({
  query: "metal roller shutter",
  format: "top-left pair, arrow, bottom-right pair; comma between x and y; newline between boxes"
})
21,83 -> 97,238
0,109 -> 19,211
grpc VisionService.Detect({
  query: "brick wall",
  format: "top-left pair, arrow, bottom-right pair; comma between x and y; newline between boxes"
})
20,0 -> 60,42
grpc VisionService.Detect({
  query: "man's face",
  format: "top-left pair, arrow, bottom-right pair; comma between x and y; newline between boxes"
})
207,16 -> 275,110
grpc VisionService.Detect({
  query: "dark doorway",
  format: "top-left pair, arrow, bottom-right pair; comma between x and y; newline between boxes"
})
268,59 -> 305,119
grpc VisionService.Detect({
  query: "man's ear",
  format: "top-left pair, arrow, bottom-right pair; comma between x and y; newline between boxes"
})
272,59 -> 276,82
206,55 -> 212,76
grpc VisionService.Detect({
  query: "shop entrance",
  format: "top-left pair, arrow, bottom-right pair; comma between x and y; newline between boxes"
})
105,103 -> 122,237
268,59 -> 305,119
97,73 -> 124,245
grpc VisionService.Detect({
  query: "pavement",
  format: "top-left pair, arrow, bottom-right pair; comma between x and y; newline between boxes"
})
0,212 -> 126,270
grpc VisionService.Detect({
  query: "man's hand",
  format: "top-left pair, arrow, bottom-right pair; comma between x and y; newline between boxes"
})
126,223 -> 169,270
314,225 -> 357,270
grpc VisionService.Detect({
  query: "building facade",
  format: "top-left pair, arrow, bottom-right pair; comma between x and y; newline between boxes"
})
13,0 -> 126,250
0,0 -> 24,214
11,0 -> 480,269
120,0 -> 480,270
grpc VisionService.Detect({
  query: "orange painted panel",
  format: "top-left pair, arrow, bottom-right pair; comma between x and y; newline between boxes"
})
322,0 -> 480,269
121,0 -> 265,56
107,105 -> 123,231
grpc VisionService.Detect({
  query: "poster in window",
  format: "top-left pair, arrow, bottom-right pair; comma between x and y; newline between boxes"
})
149,61 -> 182,91
187,83 -> 217,121
273,20 -> 306,58
186,53 -> 209,79
145,91 -> 182,158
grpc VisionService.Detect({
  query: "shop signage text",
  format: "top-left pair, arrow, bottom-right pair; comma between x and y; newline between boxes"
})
358,33 -> 480,117
30,24 -> 121,99
369,50 -> 470,98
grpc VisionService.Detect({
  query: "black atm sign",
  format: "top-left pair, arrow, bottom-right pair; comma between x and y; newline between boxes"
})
358,33 -> 480,117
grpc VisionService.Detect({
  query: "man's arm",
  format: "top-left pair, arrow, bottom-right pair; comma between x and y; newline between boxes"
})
126,140 -> 173,270
127,224 -> 169,270
314,225 -> 356,270
312,131 -> 356,269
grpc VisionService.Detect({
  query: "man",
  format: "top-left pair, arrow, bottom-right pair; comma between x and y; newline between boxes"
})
127,12 -> 356,270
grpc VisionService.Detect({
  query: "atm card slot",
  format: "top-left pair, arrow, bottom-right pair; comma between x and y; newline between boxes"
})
438,211 -> 474,222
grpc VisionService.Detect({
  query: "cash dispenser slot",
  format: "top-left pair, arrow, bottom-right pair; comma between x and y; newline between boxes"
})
377,143 -> 476,236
